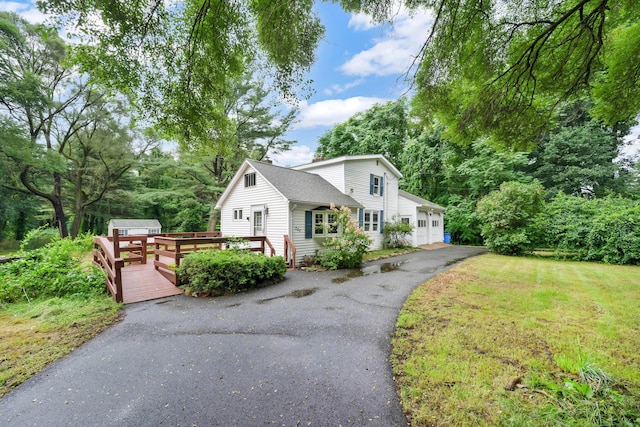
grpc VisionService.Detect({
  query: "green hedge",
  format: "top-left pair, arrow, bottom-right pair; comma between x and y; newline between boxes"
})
0,235 -> 106,303
177,249 -> 287,294
536,195 -> 640,265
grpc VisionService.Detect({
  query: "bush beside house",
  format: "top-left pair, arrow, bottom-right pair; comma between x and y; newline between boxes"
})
177,249 -> 287,295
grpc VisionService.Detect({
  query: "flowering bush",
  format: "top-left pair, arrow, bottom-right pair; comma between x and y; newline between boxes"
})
318,205 -> 371,269
383,216 -> 414,248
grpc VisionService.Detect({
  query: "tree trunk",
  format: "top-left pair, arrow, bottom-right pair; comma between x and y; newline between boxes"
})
52,172 -> 69,238
207,205 -> 219,232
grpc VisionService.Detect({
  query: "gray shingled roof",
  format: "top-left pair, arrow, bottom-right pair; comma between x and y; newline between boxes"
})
398,189 -> 446,212
248,160 -> 361,207
109,219 -> 162,228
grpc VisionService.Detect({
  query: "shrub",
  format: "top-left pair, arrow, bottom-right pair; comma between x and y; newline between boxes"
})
0,234 -> 106,303
537,195 -> 640,265
177,249 -> 287,295
476,181 -> 546,255
318,205 -> 371,269
383,216 -> 414,248
20,226 -> 60,251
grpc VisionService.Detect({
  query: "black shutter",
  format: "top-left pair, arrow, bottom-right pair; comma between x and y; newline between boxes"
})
305,211 -> 312,239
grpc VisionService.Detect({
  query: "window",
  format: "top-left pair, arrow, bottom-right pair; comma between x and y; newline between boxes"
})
118,229 -> 128,236
244,172 -> 256,187
363,209 -> 381,232
147,228 -> 160,234
372,175 -> 381,195
233,209 -> 243,221
431,220 -> 440,227
417,219 -> 427,228
313,211 -> 340,236
369,174 -> 384,196
401,217 -> 411,225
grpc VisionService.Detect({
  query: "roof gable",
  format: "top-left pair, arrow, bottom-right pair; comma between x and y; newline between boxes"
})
398,190 -> 446,212
293,154 -> 403,178
109,219 -> 162,228
216,160 -> 361,208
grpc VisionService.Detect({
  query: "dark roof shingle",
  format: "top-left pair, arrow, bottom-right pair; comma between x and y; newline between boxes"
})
248,160 -> 361,207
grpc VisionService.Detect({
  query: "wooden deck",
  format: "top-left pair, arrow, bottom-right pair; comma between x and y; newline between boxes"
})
120,261 -> 183,304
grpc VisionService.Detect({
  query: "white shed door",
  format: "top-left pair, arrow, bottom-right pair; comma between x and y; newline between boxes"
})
417,212 -> 428,245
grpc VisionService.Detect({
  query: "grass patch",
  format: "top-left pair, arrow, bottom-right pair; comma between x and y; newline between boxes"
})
392,254 -> 640,426
0,296 -> 121,397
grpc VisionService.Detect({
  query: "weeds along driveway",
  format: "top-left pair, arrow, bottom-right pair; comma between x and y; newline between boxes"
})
1,246 -> 486,427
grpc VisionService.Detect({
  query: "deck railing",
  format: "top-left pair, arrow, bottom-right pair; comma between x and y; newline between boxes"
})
93,237 -> 125,303
153,235 -> 276,285
108,229 -> 147,264
283,234 -> 296,269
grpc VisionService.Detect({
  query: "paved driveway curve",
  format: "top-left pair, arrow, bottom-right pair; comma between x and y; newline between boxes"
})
1,246 -> 486,426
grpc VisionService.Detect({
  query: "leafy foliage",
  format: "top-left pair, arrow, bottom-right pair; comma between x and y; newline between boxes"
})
0,12 -> 136,238
538,194 -> 640,264
531,122 -> 621,197
42,0 -> 323,145
477,181 -> 546,255
19,226 -> 60,251
177,249 -> 287,295
383,216 -> 413,249
316,99 -> 408,166
318,205 -> 371,270
0,234 -> 106,303
397,0 -> 640,147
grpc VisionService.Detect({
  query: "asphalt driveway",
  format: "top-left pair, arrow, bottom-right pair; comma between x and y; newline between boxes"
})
1,245 -> 486,426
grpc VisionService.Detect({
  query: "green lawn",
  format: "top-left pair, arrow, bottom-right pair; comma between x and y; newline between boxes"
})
392,254 -> 640,426
0,296 -> 121,397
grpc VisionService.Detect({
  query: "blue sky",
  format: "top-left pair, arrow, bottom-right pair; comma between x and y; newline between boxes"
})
274,2 -> 433,166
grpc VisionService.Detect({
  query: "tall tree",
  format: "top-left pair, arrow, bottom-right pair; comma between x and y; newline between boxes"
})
42,0 -> 323,146
0,12 -> 135,237
316,99 -> 408,165
531,123 -> 621,198
341,1 -> 640,148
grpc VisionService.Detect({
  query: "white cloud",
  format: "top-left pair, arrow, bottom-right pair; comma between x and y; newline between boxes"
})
323,78 -> 365,96
0,1 -> 47,22
272,145 -> 315,167
348,12 -> 377,31
341,7 -> 433,77
295,96 -> 389,129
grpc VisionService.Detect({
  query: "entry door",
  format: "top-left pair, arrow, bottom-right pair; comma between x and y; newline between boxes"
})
251,206 -> 265,236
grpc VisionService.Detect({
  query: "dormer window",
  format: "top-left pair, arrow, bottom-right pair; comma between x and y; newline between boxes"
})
244,172 -> 256,187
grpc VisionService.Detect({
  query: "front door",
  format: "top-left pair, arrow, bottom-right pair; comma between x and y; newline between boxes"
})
251,206 -> 265,236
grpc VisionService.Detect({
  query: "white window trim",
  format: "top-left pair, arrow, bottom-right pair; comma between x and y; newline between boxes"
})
363,209 -> 380,232
233,208 -> 244,221
312,211 -> 341,237
372,175 -> 381,196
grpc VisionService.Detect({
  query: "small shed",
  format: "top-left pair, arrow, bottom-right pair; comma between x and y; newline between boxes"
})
108,219 -> 162,237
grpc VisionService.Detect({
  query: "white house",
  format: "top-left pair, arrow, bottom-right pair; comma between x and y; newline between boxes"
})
215,155 -> 445,264
107,219 -> 162,237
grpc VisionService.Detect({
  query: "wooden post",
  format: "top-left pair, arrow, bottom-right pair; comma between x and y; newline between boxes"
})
114,258 -> 124,303
112,228 -> 121,258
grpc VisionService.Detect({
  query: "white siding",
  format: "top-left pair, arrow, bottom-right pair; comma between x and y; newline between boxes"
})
344,159 -> 399,250
219,165 -> 290,257
290,204 -> 360,265
296,162 -> 346,192
290,204 -> 324,265
398,196 -> 419,247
